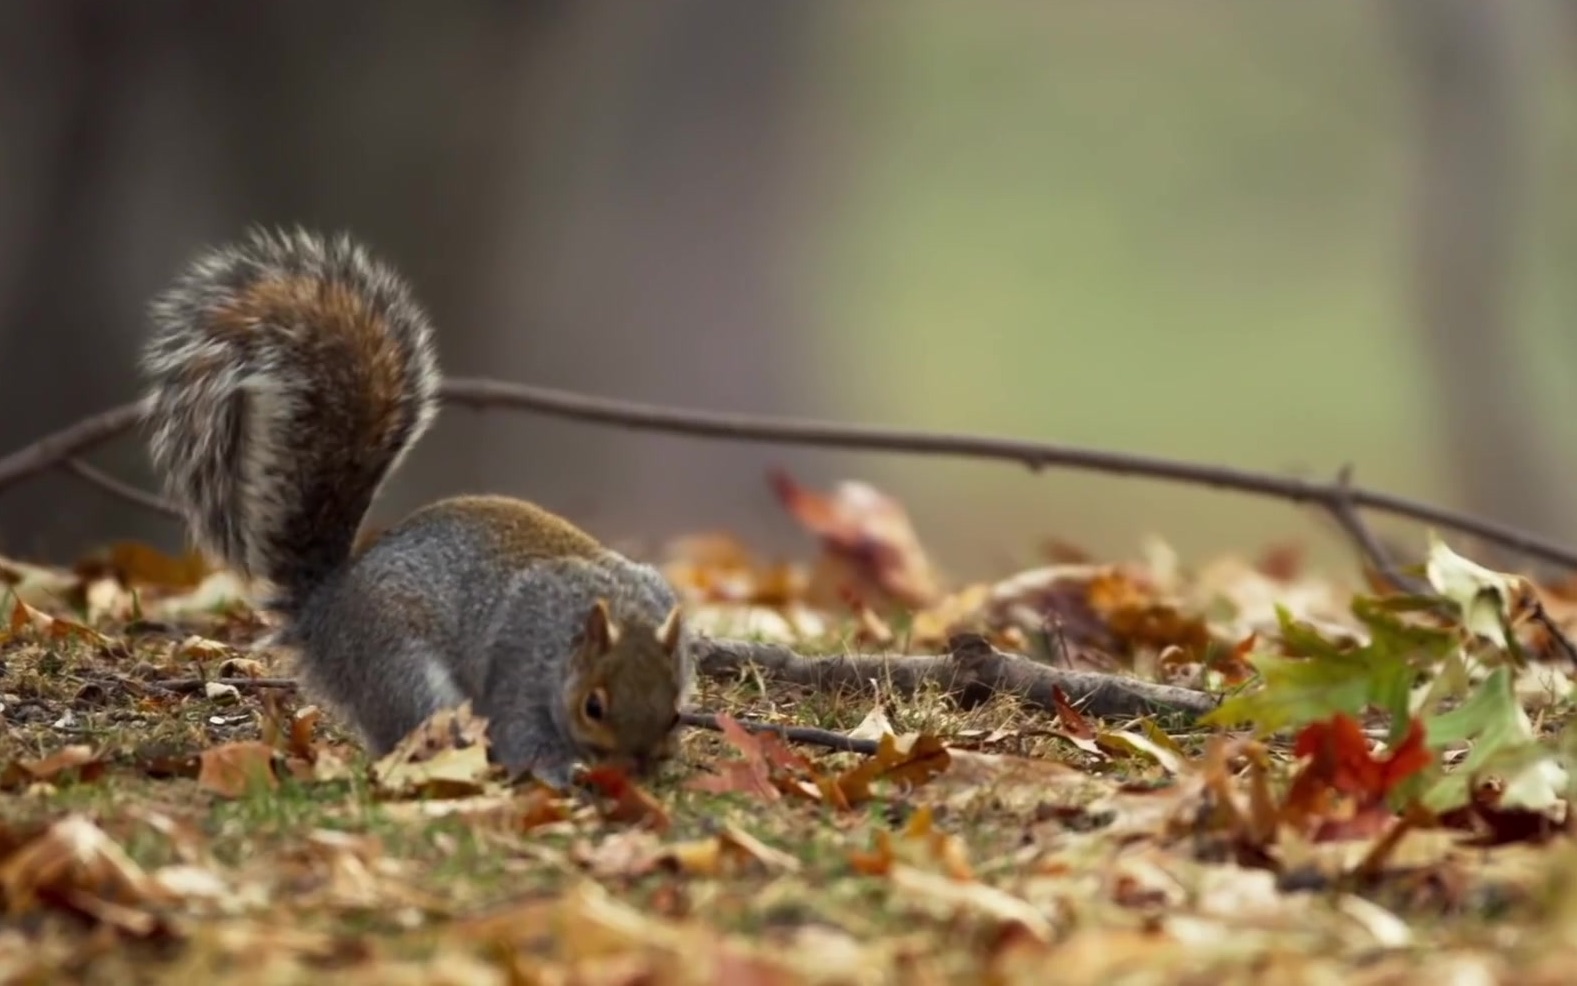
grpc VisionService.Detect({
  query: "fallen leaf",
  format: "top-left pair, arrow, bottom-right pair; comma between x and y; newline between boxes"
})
1088,568 -> 1214,656
849,806 -> 973,879
1096,728 -> 1188,775
97,540 -> 212,590
1282,714 -> 1432,841
5,596 -> 104,647
218,656 -> 270,678
287,706 -> 323,760
0,814 -> 174,937
581,765 -> 672,833
686,713 -> 820,804
1424,533 -> 1531,647
370,702 -> 498,799
832,733 -> 951,806
661,532 -> 809,607
887,865 -> 1054,942
847,701 -> 896,742
1050,685 -> 1105,757
769,469 -> 942,609
178,635 -> 234,663
605,824 -> 805,880
0,744 -> 106,791
197,741 -> 281,798
203,681 -> 241,702
372,743 -> 495,800
715,824 -> 802,874
575,829 -> 666,879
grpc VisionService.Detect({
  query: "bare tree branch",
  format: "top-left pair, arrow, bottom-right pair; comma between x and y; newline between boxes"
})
63,458 -> 180,517
678,711 -> 880,755
695,634 -> 1217,719
0,403 -> 143,492
4,379 -> 1577,571
1329,464 -> 1428,594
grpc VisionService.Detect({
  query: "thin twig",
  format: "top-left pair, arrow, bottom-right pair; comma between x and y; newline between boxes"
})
442,379 -> 1577,570
146,676 -> 299,694
4,382 -> 1577,571
1528,598 -> 1577,668
679,710 -> 879,755
0,403 -> 145,490
1328,464 -> 1428,593
63,458 -> 181,517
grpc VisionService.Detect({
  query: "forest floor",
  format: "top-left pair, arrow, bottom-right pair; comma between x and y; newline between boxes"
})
4,477 -> 1577,985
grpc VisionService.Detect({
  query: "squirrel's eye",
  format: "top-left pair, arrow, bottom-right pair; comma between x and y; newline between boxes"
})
583,690 -> 606,722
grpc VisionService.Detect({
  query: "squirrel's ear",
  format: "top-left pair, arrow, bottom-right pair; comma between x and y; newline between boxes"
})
656,605 -> 684,654
583,599 -> 618,653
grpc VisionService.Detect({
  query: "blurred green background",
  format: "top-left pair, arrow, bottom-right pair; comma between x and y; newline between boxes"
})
806,1 -> 1577,574
1,1 -> 1574,580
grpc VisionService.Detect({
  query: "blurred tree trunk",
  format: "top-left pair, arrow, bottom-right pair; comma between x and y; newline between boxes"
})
0,1 -> 149,559
0,1 -> 828,563
443,0 -> 827,556
1388,0 -> 1573,552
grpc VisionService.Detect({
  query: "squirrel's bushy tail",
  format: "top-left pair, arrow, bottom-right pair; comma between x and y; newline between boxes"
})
141,228 -> 440,612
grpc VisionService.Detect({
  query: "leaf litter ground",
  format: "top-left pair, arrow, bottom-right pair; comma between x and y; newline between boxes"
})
5,475 -> 1577,984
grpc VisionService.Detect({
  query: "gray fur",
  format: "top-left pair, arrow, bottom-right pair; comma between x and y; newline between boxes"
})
289,509 -> 690,785
139,228 -> 694,786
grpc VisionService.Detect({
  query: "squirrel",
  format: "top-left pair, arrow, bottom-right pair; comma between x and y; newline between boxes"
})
139,227 -> 696,788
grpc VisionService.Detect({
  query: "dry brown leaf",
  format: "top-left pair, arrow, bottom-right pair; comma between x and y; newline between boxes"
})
5,596 -> 104,647
907,582 -> 995,649
849,805 -> 973,880
847,701 -> 896,743
662,532 -> 809,607
651,824 -> 804,879
0,744 -> 106,791
844,589 -> 897,648
218,656 -> 270,678
1087,568 -> 1214,656
196,741 -> 281,798
370,702 -> 499,799
83,576 -> 133,624
557,880 -> 688,960
1095,727 -> 1189,775
287,706 -> 322,759
986,565 -> 1123,654
102,540 -> 212,590
769,469 -> 942,609
580,765 -> 672,833
988,925 -> 1185,986
0,814 -> 174,937
686,713 -> 822,805
888,865 -> 1054,942
372,743 -> 494,800
575,829 -> 667,879
177,634 -> 234,663
830,733 -> 951,806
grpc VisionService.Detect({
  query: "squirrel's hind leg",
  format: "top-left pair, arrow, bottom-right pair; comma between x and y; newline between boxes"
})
480,706 -> 583,790
336,644 -> 471,759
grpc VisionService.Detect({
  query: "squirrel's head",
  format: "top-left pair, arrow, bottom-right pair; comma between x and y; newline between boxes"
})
561,598 -> 690,775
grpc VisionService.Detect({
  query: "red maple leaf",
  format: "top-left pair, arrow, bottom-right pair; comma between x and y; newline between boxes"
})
1282,714 -> 1433,841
